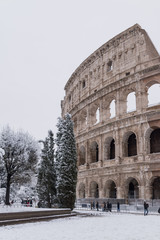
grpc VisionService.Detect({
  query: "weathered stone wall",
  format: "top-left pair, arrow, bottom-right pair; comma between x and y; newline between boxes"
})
62,24 -> 160,202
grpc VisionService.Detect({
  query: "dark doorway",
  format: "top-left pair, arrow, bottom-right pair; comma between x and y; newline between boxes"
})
152,177 -> 160,199
109,181 -> 117,198
128,179 -> 139,199
90,142 -> 99,163
96,144 -> 99,162
110,139 -> 115,159
128,133 -> 137,156
150,129 -> 160,153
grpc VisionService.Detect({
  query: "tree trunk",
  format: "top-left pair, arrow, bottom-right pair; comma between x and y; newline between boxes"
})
5,174 -> 11,205
47,193 -> 51,208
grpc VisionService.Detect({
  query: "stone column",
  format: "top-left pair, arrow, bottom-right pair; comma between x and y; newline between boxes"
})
86,140 -> 90,165
98,136 -> 102,164
86,179 -> 90,198
85,178 -> 89,198
99,178 -> 103,198
145,185 -> 153,200
116,187 -> 124,199
139,185 -> 145,199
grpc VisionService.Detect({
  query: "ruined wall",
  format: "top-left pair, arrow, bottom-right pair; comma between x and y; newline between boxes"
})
62,24 -> 160,201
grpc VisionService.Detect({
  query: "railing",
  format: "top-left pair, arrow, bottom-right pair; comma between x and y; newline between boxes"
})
75,201 -> 160,214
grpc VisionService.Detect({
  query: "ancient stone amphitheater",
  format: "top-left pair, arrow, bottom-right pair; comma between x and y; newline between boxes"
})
61,24 -> 160,204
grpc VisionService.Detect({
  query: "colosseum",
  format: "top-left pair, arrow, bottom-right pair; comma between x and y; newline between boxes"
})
61,24 -> 160,204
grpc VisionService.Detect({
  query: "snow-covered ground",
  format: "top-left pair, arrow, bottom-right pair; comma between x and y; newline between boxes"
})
0,212 -> 160,240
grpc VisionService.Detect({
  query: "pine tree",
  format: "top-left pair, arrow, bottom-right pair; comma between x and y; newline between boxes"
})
56,113 -> 77,210
37,130 -> 56,208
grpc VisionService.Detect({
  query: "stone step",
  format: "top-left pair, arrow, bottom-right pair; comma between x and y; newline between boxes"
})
0,209 -> 75,226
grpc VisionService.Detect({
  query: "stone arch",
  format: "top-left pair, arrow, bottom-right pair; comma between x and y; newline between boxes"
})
127,91 -> 136,112
109,99 -> 116,118
124,177 -> 140,199
78,146 -> 86,166
78,183 -> 85,199
149,176 -> 160,199
107,59 -> 113,72
146,81 -> 160,107
102,95 -> 116,120
122,131 -> 137,157
90,101 -> 100,125
90,141 -> 99,163
145,127 -> 160,154
104,137 -> 115,160
104,180 -> 117,198
90,181 -> 99,198
95,107 -> 100,124
150,128 -> 160,153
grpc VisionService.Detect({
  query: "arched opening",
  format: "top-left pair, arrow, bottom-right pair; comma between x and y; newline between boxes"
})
90,141 -> 99,163
104,180 -> 117,198
78,183 -> 85,199
148,83 -> 160,106
79,146 -> 86,166
110,139 -> 115,159
82,79 -> 86,89
109,181 -> 117,198
90,103 -> 100,125
95,107 -> 100,124
104,137 -> 115,160
107,60 -> 113,72
152,177 -> 160,199
110,100 -> 116,118
128,133 -> 137,156
127,92 -> 136,112
150,128 -> 160,153
90,181 -> 99,198
127,178 -> 139,199
123,131 -> 137,157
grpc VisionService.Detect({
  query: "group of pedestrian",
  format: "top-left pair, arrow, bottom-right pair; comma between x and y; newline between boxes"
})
90,201 -> 120,212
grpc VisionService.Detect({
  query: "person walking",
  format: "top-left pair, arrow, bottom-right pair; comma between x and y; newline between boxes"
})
96,201 -> 99,211
117,201 -> 120,212
109,202 -> 112,212
144,201 -> 149,215
103,202 -> 106,211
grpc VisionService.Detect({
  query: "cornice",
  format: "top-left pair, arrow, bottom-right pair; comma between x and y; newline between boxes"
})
65,24 -> 142,90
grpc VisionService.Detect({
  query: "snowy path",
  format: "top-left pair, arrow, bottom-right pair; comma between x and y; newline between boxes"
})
0,213 -> 160,240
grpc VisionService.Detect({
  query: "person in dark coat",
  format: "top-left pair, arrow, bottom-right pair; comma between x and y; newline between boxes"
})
107,201 -> 110,212
103,202 -> 106,211
144,201 -> 149,215
96,201 -> 99,211
109,202 -> 112,212
117,202 -> 120,212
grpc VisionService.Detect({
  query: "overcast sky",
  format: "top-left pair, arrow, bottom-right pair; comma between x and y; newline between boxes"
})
0,0 -> 160,140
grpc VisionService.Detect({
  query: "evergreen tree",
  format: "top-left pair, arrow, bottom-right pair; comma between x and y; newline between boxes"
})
37,130 -> 56,208
56,113 -> 77,210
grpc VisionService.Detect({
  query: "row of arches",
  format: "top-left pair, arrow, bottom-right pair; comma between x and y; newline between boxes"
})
74,83 -> 160,130
78,177 -> 160,200
78,128 -> 160,165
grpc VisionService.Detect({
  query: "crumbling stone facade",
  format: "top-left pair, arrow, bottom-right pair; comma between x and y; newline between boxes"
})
61,24 -> 160,203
